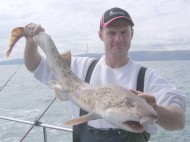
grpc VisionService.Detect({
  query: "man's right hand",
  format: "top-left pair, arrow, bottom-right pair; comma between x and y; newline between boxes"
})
24,23 -> 45,43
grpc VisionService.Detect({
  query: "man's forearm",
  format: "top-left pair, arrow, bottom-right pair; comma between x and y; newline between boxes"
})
24,39 -> 41,72
156,105 -> 185,131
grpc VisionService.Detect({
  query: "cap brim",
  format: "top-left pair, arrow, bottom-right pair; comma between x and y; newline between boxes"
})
101,16 -> 134,28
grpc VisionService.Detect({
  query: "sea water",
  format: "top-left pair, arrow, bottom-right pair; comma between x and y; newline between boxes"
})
0,60 -> 189,142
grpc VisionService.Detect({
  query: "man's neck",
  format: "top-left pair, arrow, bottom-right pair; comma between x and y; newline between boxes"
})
105,54 -> 129,68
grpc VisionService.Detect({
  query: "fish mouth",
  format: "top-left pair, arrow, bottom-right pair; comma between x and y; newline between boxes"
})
123,121 -> 144,132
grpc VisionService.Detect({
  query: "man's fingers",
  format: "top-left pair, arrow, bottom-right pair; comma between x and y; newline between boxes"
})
129,89 -> 158,110
129,89 -> 142,95
138,94 -> 158,110
24,23 -> 45,38
33,25 -> 45,36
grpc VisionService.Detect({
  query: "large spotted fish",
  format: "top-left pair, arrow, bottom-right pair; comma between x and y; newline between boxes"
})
6,27 -> 158,133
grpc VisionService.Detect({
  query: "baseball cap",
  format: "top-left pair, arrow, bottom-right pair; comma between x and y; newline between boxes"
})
100,7 -> 134,30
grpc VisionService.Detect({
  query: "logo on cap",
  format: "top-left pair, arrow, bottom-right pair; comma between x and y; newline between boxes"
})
109,11 -> 125,16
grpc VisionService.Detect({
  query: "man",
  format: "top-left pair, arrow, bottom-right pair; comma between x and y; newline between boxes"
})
24,7 -> 185,142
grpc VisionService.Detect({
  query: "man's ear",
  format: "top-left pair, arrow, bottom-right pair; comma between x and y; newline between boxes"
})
99,30 -> 104,41
131,28 -> 134,38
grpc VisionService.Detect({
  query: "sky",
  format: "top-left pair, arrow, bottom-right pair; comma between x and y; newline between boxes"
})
0,0 -> 190,60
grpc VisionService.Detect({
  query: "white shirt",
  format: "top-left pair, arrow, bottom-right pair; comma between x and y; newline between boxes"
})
34,55 -> 186,132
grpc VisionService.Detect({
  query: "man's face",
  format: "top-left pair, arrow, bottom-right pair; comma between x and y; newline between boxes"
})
99,19 -> 133,57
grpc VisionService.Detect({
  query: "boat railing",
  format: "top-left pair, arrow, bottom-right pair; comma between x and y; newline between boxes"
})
0,97 -> 72,142
0,115 -> 72,142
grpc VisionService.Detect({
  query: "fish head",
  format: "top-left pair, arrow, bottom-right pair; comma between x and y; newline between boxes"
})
95,91 -> 158,133
102,107 -> 158,133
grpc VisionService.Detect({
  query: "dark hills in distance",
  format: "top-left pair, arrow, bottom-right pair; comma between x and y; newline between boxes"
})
79,50 -> 190,61
0,50 -> 190,65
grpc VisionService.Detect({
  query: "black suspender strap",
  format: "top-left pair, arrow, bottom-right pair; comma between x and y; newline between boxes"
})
137,66 -> 147,92
85,60 -> 99,83
136,66 -> 150,141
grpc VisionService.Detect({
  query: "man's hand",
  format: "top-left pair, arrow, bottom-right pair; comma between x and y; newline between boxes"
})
24,23 -> 45,38
130,89 -> 185,131
130,90 -> 157,110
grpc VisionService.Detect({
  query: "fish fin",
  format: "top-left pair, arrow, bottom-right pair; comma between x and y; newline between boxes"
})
54,88 -> 69,101
49,80 -> 69,101
65,111 -> 97,125
6,27 -> 24,57
60,51 -> 71,67
49,80 -> 63,90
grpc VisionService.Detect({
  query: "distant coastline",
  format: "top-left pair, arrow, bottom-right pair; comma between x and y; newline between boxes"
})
128,50 -> 190,61
79,50 -> 190,61
0,50 -> 190,65
0,58 -> 23,65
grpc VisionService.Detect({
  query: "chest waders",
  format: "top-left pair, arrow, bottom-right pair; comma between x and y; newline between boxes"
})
73,60 -> 150,142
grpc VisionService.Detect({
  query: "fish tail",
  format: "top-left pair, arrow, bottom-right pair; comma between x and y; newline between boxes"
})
6,27 -> 24,57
